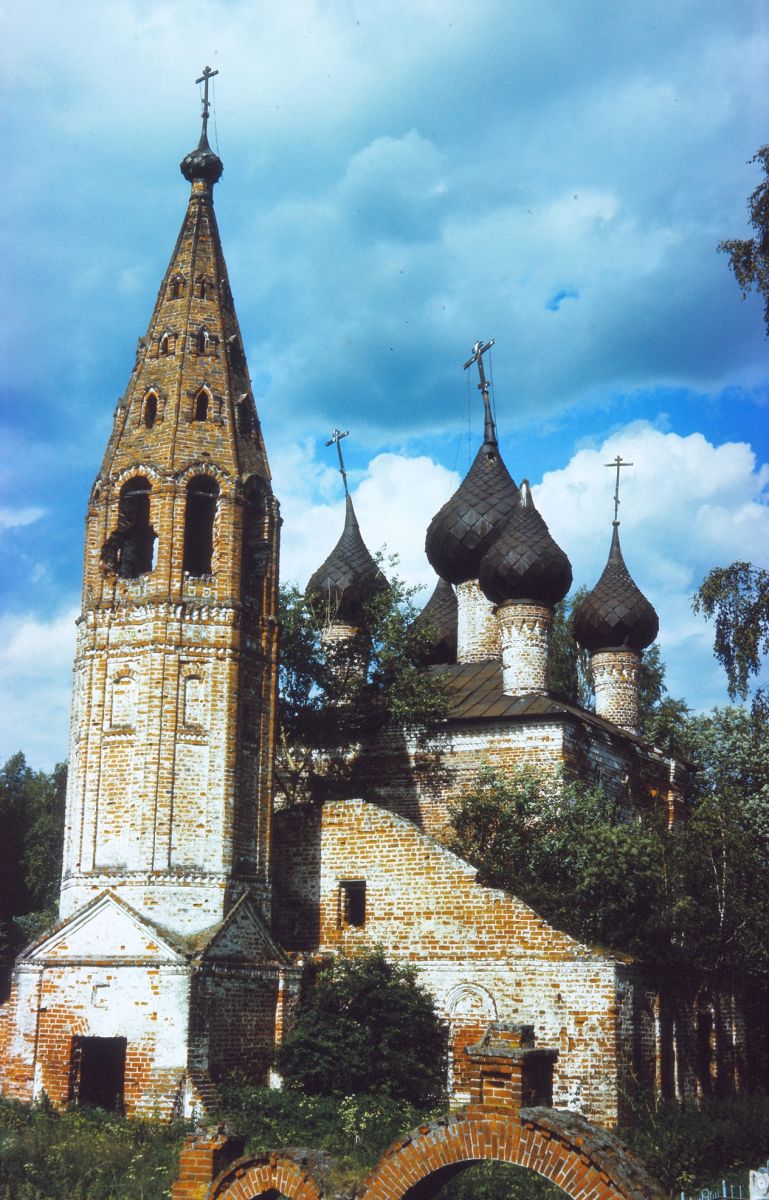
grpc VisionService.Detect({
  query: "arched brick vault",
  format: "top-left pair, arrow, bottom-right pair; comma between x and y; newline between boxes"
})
356,1110 -> 663,1200
208,1152 -> 324,1200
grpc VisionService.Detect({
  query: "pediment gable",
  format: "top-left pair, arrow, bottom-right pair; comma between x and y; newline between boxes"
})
22,892 -> 185,964
199,894 -> 288,964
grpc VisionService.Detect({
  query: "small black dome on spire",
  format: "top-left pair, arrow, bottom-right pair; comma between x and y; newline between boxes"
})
306,495 -> 387,622
425,435 -> 519,585
572,525 -> 659,652
180,127 -> 223,185
411,577 -> 458,665
478,481 -> 572,606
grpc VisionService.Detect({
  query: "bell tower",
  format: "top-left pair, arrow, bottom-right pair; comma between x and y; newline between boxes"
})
60,71 -> 280,933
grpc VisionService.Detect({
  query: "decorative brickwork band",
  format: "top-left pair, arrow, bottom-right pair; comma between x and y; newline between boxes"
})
496,601 -> 551,696
456,580 -> 499,662
591,647 -> 641,734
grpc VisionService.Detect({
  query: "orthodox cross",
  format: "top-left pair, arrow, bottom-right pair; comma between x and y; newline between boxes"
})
325,428 -> 350,497
195,66 -> 219,137
463,339 -> 496,443
604,454 -> 633,524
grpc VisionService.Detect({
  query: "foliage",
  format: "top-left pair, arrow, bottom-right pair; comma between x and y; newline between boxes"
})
693,562 -> 769,711
435,1162 -> 565,1200
449,767 -> 672,959
277,571 -> 448,803
449,711 -> 769,972
0,1097 -> 186,1200
216,1082 -> 433,1173
0,755 -> 66,966
275,950 -> 447,1108
619,1094 -> 769,1192
718,144 -> 769,335
546,588 -> 592,707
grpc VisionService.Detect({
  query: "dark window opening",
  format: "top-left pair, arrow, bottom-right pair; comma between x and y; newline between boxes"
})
193,389 -> 210,421
159,333 -> 171,355
169,275 -> 184,299
196,327 -> 214,354
339,880 -> 366,928
102,476 -> 156,579
143,392 -> 158,428
196,276 -> 207,299
69,1036 -> 126,1112
238,398 -> 254,436
243,487 -> 267,592
183,476 -> 219,575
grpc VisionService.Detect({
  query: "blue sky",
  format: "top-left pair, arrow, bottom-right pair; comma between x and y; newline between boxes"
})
1,0 -> 768,769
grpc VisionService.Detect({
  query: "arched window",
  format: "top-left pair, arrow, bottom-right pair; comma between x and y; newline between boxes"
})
183,476 -> 219,575
196,327 -> 209,354
193,389 -> 210,422
143,392 -> 158,428
102,476 -> 156,578
168,274 -> 185,299
159,333 -> 171,356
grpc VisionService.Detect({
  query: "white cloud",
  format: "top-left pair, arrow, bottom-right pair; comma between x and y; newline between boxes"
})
0,506 -> 46,530
0,606 -> 78,771
534,422 -> 769,709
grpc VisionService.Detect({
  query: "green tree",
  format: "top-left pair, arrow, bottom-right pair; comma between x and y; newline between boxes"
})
718,144 -> 769,335
546,588 -> 592,706
693,562 -> 769,711
276,950 -> 447,1107
277,570 -> 448,803
0,754 -> 66,964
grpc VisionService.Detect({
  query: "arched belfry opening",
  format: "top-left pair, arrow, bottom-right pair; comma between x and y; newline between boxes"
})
101,475 -> 156,579
143,391 -> 158,428
193,387 -> 211,421
183,475 -> 219,575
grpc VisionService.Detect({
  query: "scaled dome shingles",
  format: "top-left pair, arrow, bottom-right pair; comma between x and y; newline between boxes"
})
572,525 -> 659,652
306,495 -> 387,622
425,441 -> 519,584
478,481 -> 572,607
179,126 -> 224,185
411,577 -> 458,665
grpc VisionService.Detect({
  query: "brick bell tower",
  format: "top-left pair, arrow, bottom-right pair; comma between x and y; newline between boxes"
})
0,73 -> 297,1117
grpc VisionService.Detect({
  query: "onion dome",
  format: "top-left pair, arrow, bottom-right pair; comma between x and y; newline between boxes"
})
411,577 -> 458,664
572,524 -> 659,652
306,495 -> 387,622
180,126 -> 223,186
478,480 -> 572,606
425,434 -> 519,585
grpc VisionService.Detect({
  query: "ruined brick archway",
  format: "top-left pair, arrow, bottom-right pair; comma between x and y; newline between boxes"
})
357,1108 -> 662,1200
208,1152 -> 324,1200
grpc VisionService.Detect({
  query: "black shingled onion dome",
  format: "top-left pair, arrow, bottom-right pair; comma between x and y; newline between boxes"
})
478,481 -> 572,607
180,128 -> 224,185
572,524 -> 659,652
411,577 -> 458,665
306,495 -> 387,623
425,440 -> 519,584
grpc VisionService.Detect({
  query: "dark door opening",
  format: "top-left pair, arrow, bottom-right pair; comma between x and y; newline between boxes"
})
69,1036 -> 127,1111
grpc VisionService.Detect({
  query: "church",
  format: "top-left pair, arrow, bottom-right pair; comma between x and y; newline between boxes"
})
0,85 -> 759,1127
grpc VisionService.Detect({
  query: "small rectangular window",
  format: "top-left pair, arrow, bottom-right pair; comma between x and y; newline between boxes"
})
339,880 -> 366,928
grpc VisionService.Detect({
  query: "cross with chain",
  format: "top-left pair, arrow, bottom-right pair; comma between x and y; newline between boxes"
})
463,339 -> 496,443
195,66 -> 219,137
604,454 -> 633,524
325,428 -> 350,497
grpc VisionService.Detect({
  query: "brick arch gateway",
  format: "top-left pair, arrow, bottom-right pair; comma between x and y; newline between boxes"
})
171,1027 -> 664,1200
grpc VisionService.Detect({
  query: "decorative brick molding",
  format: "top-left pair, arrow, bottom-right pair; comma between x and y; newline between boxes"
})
591,648 -> 641,734
456,580 -> 498,662
496,601 -> 551,695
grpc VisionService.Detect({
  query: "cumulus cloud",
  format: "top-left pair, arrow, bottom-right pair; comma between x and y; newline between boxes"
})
0,607 -> 78,770
0,506 -> 46,530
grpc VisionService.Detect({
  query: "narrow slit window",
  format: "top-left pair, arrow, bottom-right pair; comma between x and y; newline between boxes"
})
193,389 -> 210,421
339,880 -> 366,928
196,276 -> 207,299
183,476 -> 219,575
168,275 -> 184,299
159,333 -> 170,355
143,392 -> 158,428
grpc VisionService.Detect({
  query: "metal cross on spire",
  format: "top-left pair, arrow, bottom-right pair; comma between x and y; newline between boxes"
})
604,454 -> 633,524
325,428 -> 350,497
463,339 -> 497,444
195,66 -> 219,137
